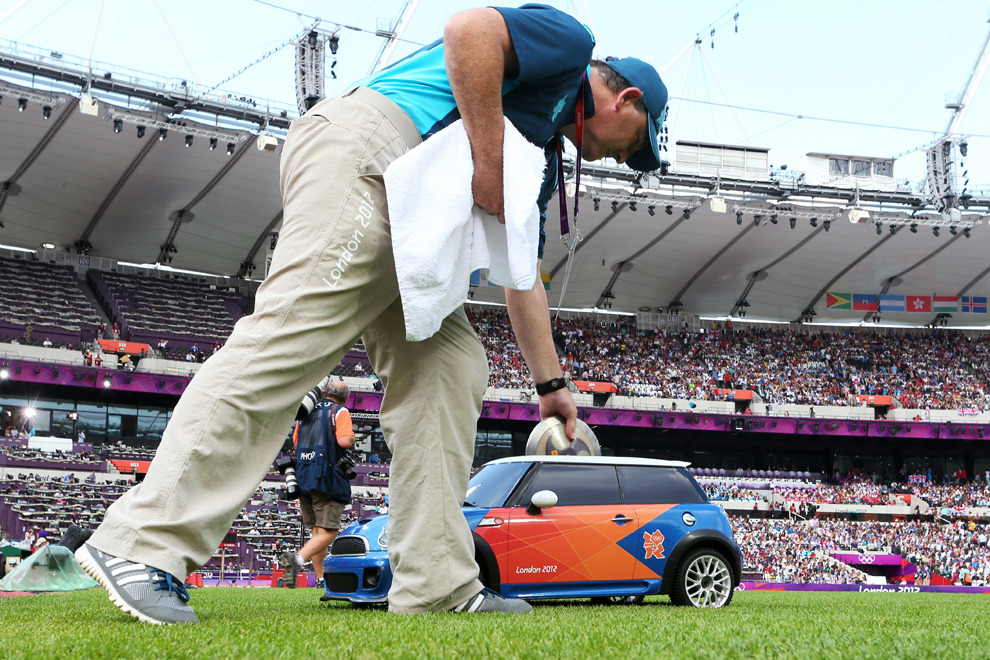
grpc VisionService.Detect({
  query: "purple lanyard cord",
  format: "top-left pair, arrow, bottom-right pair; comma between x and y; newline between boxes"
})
556,72 -> 586,243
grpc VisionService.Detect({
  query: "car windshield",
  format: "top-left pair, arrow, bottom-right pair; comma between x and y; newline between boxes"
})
463,461 -> 531,507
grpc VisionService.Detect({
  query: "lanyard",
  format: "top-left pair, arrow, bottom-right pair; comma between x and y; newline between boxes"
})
556,72 -> 586,247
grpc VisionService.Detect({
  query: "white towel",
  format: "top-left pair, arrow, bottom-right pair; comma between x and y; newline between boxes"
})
385,117 -> 546,341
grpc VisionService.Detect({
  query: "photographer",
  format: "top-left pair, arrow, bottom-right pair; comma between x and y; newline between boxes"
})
280,380 -> 355,589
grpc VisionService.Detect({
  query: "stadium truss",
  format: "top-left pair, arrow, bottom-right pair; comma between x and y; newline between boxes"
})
1,44 -> 990,328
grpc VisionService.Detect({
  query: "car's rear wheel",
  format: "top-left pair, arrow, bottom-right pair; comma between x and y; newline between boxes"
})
669,548 -> 734,608
590,595 -> 644,605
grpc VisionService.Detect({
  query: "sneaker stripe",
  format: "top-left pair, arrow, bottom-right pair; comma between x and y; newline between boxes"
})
117,573 -> 151,586
466,595 -> 484,612
111,563 -> 147,576
453,592 -> 483,612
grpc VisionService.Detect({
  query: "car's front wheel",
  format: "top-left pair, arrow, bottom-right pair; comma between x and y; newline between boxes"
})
669,548 -> 734,608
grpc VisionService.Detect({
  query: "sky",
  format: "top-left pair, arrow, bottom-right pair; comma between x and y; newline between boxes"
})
2,0 -> 990,189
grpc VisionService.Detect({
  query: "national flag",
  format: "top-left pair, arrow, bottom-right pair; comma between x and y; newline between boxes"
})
961,296 -> 988,313
469,269 -> 498,288
933,296 -> 958,312
906,295 -> 931,313
878,294 -> 905,312
852,293 -> 878,311
826,292 -> 851,309
541,272 -> 551,292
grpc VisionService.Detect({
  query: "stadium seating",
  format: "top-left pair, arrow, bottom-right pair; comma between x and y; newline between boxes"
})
0,255 -> 102,346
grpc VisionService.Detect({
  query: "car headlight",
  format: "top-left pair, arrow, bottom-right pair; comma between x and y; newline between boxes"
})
378,524 -> 388,549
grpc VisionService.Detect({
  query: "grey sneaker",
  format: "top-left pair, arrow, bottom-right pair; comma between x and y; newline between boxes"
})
279,550 -> 301,588
74,543 -> 199,624
450,588 -> 533,614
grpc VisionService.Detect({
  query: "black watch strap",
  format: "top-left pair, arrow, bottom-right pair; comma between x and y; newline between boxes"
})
535,377 -> 567,396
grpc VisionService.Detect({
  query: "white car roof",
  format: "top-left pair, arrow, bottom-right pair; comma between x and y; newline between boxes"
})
486,455 -> 691,468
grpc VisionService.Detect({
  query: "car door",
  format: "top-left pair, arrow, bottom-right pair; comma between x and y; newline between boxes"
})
505,463 -> 639,593
616,465 -> 708,581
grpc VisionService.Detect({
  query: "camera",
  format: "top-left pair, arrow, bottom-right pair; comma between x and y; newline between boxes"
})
336,448 -> 359,481
275,456 -> 300,500
297,375 -> 333,420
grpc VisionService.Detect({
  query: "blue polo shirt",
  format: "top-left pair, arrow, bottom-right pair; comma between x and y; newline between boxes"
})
355,3 -> 596,258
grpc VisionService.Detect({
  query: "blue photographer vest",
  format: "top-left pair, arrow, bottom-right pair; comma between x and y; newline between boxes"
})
294,401 -> 350,504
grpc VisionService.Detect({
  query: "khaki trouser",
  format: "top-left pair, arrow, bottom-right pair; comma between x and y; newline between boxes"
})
89,88 -> 488,613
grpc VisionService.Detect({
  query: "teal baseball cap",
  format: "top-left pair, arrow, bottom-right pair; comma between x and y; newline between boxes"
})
605,57 -> 668,172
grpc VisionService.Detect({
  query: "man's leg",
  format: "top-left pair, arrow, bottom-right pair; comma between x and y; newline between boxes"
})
285,493 -> 342,585
363,303 -> 489,613
302,527 -> 337,581
79,95 -> 413,622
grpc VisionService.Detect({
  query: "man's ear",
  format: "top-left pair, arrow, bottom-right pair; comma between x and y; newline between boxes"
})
616,87 -> 644,109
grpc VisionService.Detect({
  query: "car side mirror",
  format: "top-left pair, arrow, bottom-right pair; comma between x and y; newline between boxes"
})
526,489 -> 558,515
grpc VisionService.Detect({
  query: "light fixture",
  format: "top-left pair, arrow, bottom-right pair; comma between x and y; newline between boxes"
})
810,218 -> 818,228
753,214 -> 761,226
593,197 -> 600,211
848,208 -> 871,223
789,217 -> 796,229
158,128 -> 167,141
42,105 -> 52,120
910,223 -> 918,233
0,367 -> 7,379
665,205 -> 673,215
889,225 -> 897,235
103,376 -> 112,388
136,125 -> 146,138
113,118 -> 123,133
876,223 -> 882,235
18,97 -> 27,111
648,205 -> 655,216
185,135 -> 193,147
209,137 -> 218,150
950,226 -> 958,235
682,208 -> 691,219
933,226 -> 940,237
629,201 -> 637,212
736,212 -> 743,225
42,242 -> 55,249
611,201 -> 619,212
227,142 -> 235,155
769,214 -> 778,224
823,219 -> 831,232
963,228 -> 971,238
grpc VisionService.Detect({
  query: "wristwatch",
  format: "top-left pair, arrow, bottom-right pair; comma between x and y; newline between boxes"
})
535,377 -> 568,396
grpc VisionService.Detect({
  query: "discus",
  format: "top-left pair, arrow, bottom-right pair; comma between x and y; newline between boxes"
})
525,415 -> 602,456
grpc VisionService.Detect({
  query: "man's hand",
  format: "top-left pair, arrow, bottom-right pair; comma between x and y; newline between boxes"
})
539,388 -> 577,441
472,151 -> 506,224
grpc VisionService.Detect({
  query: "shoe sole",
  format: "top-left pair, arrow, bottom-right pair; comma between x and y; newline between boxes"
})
279,553 -> 297,588
75,545 -> 170,625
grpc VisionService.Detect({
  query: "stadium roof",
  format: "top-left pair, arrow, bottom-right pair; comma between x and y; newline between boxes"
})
2,55 -> 990,328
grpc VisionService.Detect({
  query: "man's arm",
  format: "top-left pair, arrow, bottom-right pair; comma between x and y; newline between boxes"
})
444,8 -> 520,224
335,408 -> 356,449
505,265 -> 577,440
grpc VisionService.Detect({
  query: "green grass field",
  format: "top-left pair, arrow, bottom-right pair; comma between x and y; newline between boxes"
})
2,587 -> 989,659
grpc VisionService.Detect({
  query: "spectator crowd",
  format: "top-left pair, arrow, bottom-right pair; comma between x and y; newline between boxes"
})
467,309 -> 990,411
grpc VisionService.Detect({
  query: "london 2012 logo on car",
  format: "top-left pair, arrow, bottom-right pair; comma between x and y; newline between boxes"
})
643,530 -> 665,559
